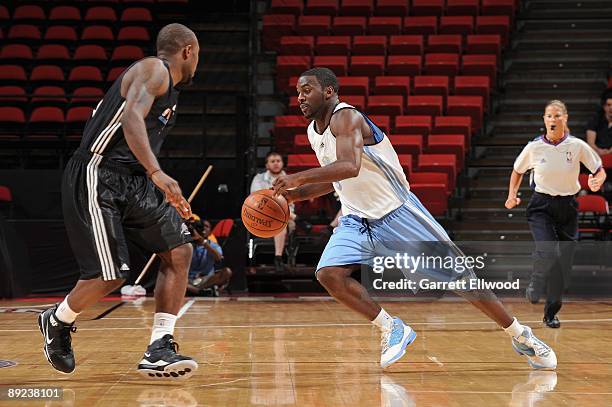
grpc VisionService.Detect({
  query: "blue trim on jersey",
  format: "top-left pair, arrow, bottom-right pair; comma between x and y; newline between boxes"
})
360,113 -> 385,144
363,146 -> 409,203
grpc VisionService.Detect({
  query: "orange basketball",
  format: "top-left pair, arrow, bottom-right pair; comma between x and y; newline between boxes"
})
241,189 -> 289,238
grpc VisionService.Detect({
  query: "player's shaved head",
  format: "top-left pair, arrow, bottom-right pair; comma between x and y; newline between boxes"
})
156,23 -> 198,54
300,67 -> 339,93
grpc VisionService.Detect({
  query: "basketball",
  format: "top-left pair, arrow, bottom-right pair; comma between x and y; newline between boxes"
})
241,189 -> 289,238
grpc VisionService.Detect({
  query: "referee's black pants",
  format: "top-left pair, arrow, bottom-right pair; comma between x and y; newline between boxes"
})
526,192 -> 578,318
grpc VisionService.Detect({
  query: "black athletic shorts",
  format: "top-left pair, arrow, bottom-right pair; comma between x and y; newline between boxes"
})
62,149 -> 193,281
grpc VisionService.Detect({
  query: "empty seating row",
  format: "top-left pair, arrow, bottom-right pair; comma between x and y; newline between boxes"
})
0,65 -> 129,85
0,86 -> 103,106
0,7 -> 153,24
0,44 -> 145,63
268,0 -> 517,18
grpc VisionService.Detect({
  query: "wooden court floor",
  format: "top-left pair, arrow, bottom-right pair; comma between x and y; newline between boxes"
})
1,297 -> 611,406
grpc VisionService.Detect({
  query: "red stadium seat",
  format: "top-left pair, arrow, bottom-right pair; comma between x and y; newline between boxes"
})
482,0 -> 515,17
274,115 -> 309,139
263,15 -> 295,50
32,86 -> 68,107
297,16 -> 331,35
390,134 -> 423,155
367,95 -> 403,116
304,0 -> 339,16
29,106 -> 65,128
466,35 -> 502,56
424,53 -> 459,76
578,173 -> 589,191
433,115 -> 472,148
0,65 -> 27,83
410,183 -> 448,215
350,56 -> 385,76
601,154 -> 612,169
447,95 -> 483,132
72,87 -> 104,105
476,16 -> 510,46
111,46 -> 145,65
49,6 -> 81,23
73,45 -> 107,63
446,0 -> 479,16
117,27 -> 150,43
439,16 -> 474,35
407,95 -> 443,116
0,186 -> 13,202
81,26 -> 115,43
352,36 -> 386,55
395,115 -> 432,136
211,219 -> 235,241
30,65 -> 65,84
387,55 -> 422,76
403,16 -> 437,35
368,17 -> 402,35
414,76 -> 449,98
462,54 -> 498,86
338,76 -> 369,95
120,8 -> 153,23
277,55 -> 311,80
339,0 -> 374,16
45,26 -> 78,43
375,0 -> 409,16
0,106 -> 26,138
411,0 -> 444,16
332,16 -> 367,35
107,67 -> 128,82
0,44 -> 33,62
269,0 -> 304,15
0,86 -> 27,106
84,7 -> 118,23
294,134 -> 311,153
397,154 -> 413,175
316,36 -> 351,55
36,45 -> 71,63
368,115 -> 390,133
69,66 -> 103,83
417,154 -> 457,190
373,76 -> 410,96
8,25 -> 41,42
280,36 -> 314,55
287,154 -> 320,171
410,172 -> 449,195
66,106 -> 94,126
313,56 -> 348,76
427,35 -> 462,54
427,134 -> 466,170
13,5 -> 45,22
454,75 -> 490,111
0,6 -> 9,21
388,35 -> 424,55
343,95 -> 366,110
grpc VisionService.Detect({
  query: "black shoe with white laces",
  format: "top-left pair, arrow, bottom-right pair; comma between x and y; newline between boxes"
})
38,305 -> 77,374
137,334 -> 198,380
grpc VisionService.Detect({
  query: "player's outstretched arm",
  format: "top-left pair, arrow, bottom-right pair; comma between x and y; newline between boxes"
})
273,109 -> 363,194
120,58 -> 191,218
282,183 -> 335,203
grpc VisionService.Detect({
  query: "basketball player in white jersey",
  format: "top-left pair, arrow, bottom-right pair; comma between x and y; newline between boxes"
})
273,67 -> 557,370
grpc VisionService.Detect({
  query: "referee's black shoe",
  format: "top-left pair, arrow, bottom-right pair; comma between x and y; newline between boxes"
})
543,315 -> 561,329
137,334 -> 198,380
38,305 -> 77,374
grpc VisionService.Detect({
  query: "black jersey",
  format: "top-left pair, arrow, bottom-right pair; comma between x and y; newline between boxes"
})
79,57 -> 179,166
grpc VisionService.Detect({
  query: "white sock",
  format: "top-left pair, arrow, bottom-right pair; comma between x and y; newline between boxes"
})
55,297 -> 79,324
150,313 -> 177,344
372,308 -> 394,331
503,317 -> 524,338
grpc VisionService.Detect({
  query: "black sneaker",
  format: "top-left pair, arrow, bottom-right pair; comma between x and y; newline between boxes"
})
137,334 -> 198,380
543,315 -> 561,329
37,305 -> 77,374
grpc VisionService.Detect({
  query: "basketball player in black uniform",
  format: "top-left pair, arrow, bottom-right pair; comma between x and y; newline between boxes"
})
38,24 -> 200,380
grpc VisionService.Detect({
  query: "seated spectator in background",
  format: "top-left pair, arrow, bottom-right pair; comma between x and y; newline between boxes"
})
186,216 -> 232,296
586,90 -> 612,156
250,151 -> 296,271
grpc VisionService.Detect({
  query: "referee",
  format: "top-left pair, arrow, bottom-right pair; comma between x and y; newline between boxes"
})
505,100 -> 606,328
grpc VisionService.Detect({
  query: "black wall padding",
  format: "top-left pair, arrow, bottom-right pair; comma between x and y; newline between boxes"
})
0,215 -> 33,298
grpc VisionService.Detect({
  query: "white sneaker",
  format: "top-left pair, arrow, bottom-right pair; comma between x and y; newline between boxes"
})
380,317 -> 417,369
511,326 -> 557,370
